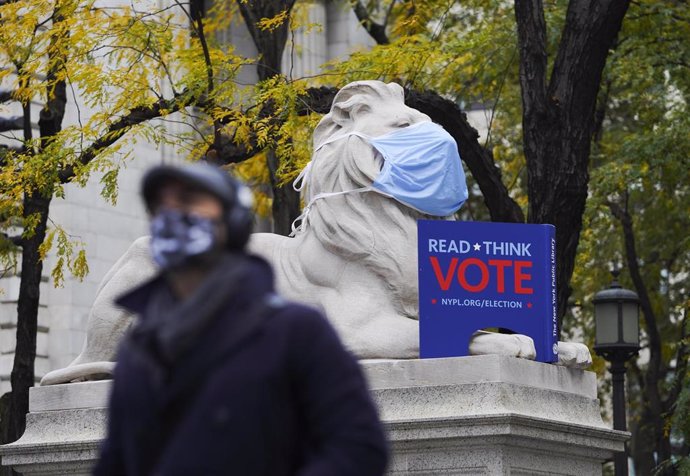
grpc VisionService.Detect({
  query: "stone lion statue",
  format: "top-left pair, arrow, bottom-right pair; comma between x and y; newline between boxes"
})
41,235 -> 155,385
41,80 -> 589,386
249,81 -> 430,358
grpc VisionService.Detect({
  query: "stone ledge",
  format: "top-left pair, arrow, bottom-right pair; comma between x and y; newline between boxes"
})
29,380 -> 111,413
362,355 -> 597,398
0,440 -> 101,455
6,407 -> 106,447
371,382 -> 605,427
386,414 -> 627,453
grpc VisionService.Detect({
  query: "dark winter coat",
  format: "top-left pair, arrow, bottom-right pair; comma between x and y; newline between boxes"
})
93,253 -> 388,476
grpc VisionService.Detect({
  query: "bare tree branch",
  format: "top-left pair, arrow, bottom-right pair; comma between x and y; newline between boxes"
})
350,0 -> 390,45
0,116 -> 24,132
57,96 -> 184,183
0,233 -> 22,247
665,310 -> 689,412
405,88 -> 524,223
0,144 -> 22,154
0,90 -> 16,103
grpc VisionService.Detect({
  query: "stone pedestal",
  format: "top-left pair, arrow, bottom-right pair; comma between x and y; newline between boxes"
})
0,380 -> 110,475
1,356 -> 627,475
363,355 -> 627,475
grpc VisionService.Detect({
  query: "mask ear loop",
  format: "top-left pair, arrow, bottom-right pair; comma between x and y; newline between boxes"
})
289,132 -> 374,237
290,203 -> 311,237
298,132 -> 371,196
293,161 -> 312,193
290,161 -> 313,237
289,188 -> 373,237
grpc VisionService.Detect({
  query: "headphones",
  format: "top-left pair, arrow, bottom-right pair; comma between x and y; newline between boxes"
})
221,175 -> 254,250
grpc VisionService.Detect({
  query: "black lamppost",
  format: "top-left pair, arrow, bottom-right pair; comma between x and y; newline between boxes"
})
593,271 -> 640,476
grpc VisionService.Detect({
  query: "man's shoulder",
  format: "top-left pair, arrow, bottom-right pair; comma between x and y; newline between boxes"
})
262,297 -> 360,377
264,295 -> 327,328
259,295 -> 344,348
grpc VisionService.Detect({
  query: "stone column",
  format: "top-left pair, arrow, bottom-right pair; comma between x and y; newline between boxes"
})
281,0 -> 327,79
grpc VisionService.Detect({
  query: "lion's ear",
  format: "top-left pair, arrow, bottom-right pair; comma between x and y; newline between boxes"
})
331,97 -> 372,127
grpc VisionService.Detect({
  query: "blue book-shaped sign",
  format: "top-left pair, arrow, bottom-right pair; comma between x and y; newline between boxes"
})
418,220 -> 558,363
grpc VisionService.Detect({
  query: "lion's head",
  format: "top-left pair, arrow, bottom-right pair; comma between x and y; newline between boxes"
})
299,81 -> 438,319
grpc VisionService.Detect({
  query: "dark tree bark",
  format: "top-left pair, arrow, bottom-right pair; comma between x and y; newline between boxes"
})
2,5 -> 68,449
236,0 -> 300,236
3,194 -> 51,447
0,90 -> 16,103
350,0 -> 390,45
0,116 -> 23,132
236,0 -> 296,82
514,0 -> 631,329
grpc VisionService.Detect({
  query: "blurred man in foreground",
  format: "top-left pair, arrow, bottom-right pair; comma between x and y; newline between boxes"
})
93,162 -> 388,476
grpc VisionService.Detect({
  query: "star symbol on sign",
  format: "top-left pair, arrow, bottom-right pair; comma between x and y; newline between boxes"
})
473,243 -> 481,251
527,302 -> 533,309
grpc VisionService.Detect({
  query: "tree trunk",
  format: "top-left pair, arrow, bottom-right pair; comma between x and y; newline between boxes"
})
514,0 -> 630,330
236,0 -> 294,82
630,408 -> 655,476
2,195 -> 51,446
266,149 -> 301,235
236,0 -> 300,236
1,4 -> 67,449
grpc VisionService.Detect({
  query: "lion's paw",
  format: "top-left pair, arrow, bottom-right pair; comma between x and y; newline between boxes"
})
468,330 -> 536,360
555,341 -> 592,369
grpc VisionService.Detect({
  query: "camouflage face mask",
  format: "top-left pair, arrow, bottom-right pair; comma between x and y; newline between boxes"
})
149,209 -> 219,270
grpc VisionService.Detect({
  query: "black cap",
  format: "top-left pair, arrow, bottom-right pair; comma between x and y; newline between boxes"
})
142,162 -> 241,213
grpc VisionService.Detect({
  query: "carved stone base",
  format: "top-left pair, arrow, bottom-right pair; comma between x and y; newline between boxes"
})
364,355 -> 626,475
0,380 -> 109,475
1,356 -> 627,475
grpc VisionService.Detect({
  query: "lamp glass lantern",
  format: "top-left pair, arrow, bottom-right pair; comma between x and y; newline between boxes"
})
593,277 -> 640,355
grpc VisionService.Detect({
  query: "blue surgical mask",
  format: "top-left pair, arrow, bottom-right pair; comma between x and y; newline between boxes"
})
150,210 -> 218,269
291,121 -> 468,235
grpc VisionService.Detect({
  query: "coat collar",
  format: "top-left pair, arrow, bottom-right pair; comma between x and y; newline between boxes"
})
116,253 -> 280,403
116,252 -> 275,317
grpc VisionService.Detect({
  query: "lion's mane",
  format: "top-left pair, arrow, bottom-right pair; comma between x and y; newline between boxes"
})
302,81 -> 433,318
